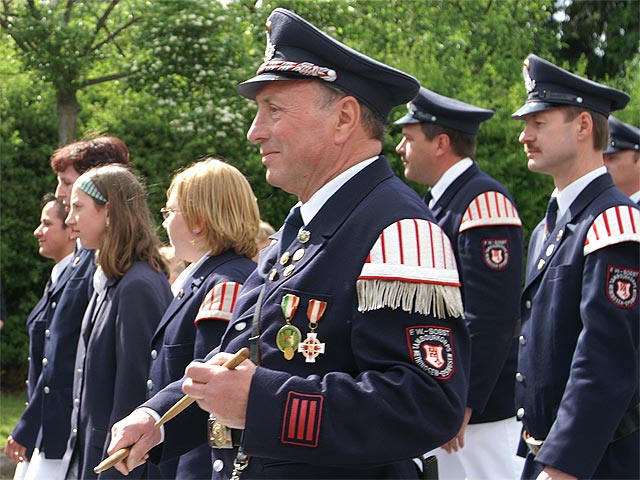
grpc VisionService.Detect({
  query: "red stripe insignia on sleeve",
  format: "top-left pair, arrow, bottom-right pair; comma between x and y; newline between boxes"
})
281,391 -> 324,447
194,281 -> 242,325
584,206 -> 640,255
459,191 -> 522,232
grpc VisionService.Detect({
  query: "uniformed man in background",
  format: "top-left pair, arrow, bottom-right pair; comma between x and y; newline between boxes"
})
395,87 -> 525,479
603,115 -> 640,203
512,54 -> 639,479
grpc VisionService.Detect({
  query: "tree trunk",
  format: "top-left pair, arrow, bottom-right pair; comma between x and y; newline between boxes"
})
56,90 -> 81,147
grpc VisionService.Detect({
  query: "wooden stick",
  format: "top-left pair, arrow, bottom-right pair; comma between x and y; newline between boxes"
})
93,347 -> 250,474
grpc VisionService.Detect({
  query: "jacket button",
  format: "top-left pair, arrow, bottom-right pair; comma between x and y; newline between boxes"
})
45,329 -> 51,338
517,407 -> 525,420
151,349 -> 158,360
524,300 -> 532,309
43,386 -> 50,394
147,379 -> 153,390
74,398 -> 80,407
25,380 -> 29,386
519,335 -> 527,346
234,321 -> 247,332
213,460 -> 224,472
51,301 -> 57,308
515,372 -> 525,383
42,357 -> 48,366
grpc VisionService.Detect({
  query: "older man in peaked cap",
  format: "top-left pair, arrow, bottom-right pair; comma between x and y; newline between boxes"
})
604,116 -> 640,203
513,54 -> 639,480
107,8 -> 470,480
396,86 -> 525,479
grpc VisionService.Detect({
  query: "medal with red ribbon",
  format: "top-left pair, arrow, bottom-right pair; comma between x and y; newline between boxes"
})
277,294 -> 301,360
298,299 -> 327,363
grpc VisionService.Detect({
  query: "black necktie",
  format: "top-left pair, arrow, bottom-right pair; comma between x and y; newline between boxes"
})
424,191 -> 433,210
545,197 -> 558,237
279,206 -> 303,256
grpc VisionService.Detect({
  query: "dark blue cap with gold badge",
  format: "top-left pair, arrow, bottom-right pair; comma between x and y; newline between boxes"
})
605,116 -> 640,154
237,8 -> 420,121
394,86 -> 494,135
511,54 -> 630,119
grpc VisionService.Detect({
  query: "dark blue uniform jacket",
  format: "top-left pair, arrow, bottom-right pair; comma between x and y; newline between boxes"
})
430,163 -> 523,423
12,247 -> 95,459
517,173 -> 639,479
146,251 -> 255,480
145,157 -> 471,479
60,262 -> 171,480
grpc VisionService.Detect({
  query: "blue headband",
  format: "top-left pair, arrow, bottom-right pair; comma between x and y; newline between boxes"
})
77,177 -> 107,203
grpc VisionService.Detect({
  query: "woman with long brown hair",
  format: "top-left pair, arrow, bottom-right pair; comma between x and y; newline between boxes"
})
60,164 -> 172,479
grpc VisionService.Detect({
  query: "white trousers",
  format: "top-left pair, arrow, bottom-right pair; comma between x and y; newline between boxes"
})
12,449 -> 64,480
430,416 -> 524,480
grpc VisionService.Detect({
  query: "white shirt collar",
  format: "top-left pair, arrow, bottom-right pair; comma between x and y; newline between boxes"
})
298,156 -> 378,224
171,250 -> 212,297
429,158 -> 473,207
50,252 -> 74,286
630,191 -> 640,204
553,166 -> 607,217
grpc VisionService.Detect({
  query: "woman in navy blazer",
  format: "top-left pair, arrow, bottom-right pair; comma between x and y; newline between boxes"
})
59,165 -> 172,479
147,158 -> 258,479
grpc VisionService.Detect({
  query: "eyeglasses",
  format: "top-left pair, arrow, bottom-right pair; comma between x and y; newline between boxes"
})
160,207 -> 181,220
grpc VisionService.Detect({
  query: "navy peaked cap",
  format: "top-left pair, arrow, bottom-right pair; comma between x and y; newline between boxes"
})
605,116 -> 640,154
237,8 -> 420,120
394,86 -> 494,135
512,54 -> 630,119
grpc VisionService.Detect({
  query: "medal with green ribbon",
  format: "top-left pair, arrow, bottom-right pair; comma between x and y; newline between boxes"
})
277,294 -> 301,360
298,299 -> 327,363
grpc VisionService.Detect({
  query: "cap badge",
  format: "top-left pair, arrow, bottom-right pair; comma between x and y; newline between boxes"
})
523,59 -> 536,94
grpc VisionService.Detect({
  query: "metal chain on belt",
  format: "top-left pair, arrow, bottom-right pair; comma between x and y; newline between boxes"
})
230,451 -> 250,480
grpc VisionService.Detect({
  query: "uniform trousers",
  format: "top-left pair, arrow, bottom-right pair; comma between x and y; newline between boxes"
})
12,449 -> 63,480
432,416 -> 524,479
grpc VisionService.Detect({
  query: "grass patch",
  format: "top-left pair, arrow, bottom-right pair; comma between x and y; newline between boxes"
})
0,391 -> 26,449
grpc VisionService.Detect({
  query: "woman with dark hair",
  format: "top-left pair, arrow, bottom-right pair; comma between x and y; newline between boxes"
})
147,158 -> 258,479
5,194 -> 76,479
60,165 -> 171,479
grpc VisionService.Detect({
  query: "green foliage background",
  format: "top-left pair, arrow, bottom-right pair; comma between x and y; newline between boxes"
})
0,0 -> 638,390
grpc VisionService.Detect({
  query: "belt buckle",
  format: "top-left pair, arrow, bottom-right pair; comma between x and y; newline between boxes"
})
523,430 -> 544,456
209,416 -> 233,449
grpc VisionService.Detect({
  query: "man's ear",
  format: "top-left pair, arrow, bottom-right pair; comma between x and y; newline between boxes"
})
334,96 -> 361,145
575,111 -> 594,141
435,133 -> 451,154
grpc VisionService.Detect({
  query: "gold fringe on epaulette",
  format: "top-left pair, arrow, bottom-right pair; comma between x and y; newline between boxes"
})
356,279 -> 464,319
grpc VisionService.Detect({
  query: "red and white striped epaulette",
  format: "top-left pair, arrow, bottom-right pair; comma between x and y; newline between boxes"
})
195,281 -> 243,324
357,219 -> 463,319
459,191 -> 522,232
584,205 -> 640,255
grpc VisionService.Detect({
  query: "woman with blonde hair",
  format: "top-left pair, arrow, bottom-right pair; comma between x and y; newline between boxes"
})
147,157 -> 258,479
60,164 -> 172,479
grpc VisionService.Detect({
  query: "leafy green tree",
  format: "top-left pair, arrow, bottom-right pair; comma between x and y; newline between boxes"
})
0,0 -> 145,145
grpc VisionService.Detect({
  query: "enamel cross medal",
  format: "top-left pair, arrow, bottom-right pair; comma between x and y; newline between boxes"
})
298,299 -> 327,363
277,294 -> 301,360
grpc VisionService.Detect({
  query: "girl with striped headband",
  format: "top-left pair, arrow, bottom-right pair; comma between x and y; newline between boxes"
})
61,164 -> 172,479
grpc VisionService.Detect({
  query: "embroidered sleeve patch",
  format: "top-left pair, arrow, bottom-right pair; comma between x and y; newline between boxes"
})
584,206 -> 640,255
194,281 -> 242,325
606,265 -> 638,308
406,326 -> 455,380
281,391 -> 323,447
357,219 -> 463,319
459,191 -> 522,232
482,238 -> 510,270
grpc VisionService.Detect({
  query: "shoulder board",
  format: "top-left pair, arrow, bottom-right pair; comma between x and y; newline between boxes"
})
195,281 -> 242,324
357,219 -> 463,319
459,191 -> 522,232
584,205 -> 640,256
